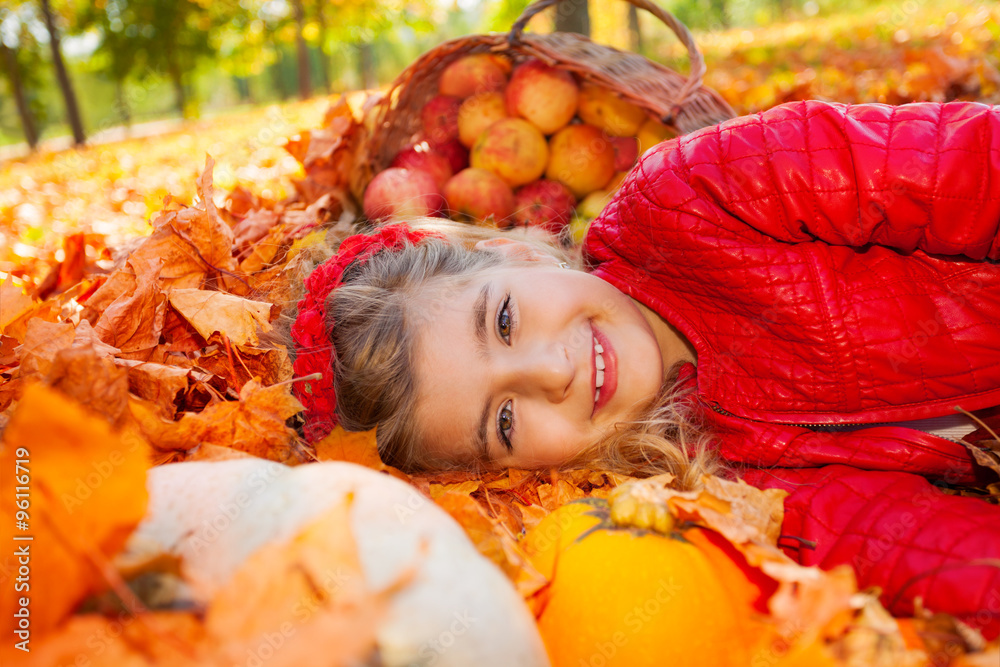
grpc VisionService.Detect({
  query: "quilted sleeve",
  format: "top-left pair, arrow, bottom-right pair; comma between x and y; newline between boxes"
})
595,100 -> 1000,261
740,464 -> 1000,639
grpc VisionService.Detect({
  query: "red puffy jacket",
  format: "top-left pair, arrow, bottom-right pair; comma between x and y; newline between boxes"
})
585,100 -> 1000,637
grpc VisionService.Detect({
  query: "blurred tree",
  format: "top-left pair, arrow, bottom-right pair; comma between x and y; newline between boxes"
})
319,0 -> 435,89
0,40 -> 39,148
554,0 -> 589,36
628,4 -> 643,54
313,0 -> 332,92
39,0 -> 86,144
73,0 -> 143,127
290,0 -> 311,98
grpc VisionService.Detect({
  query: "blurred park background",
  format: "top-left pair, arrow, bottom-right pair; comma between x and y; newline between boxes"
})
0,0 -> 998,277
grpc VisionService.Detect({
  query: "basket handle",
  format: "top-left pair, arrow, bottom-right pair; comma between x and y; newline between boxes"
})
508,0 -> 707,124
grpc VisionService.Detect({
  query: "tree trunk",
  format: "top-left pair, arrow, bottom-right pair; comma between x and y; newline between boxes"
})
39,0 -> 85,145
710,0 -> 731,28
291,0 -> 311,99
554,0 -> 589,37
1,42 -> 38,149
169,65 -> 187,118
314,0 -> 331,92
115,79 -> 131,128
356,42 -> 376,90
627,4 -> 643,55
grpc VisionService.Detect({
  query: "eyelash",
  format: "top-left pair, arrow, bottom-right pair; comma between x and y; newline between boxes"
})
496,292 -> 515,453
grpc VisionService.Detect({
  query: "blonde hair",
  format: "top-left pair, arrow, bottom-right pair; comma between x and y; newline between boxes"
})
294,218 -> 716,490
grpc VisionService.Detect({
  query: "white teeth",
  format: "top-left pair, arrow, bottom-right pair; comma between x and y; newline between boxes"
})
593,335 -> 606,404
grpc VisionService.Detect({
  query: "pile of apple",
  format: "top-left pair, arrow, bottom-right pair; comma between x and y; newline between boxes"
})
363,53 -> 676,243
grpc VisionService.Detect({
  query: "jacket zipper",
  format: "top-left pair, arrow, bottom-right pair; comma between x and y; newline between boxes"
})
708,403 -> 985,447
709,402 -> 902,429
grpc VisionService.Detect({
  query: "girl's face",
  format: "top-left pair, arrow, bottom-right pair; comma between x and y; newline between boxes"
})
411,240 -> 669,469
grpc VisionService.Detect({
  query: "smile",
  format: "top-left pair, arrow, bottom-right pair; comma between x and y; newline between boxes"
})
591,324 -> 617,417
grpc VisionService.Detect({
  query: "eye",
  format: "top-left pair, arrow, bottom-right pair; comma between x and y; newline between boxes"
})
496,400 -> 514,453
497,292 -> 514,344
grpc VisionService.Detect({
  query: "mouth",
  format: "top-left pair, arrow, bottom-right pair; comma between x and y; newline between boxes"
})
591,323 -> 617,417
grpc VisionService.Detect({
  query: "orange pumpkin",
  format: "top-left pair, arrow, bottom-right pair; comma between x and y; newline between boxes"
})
523,498 -> 774,667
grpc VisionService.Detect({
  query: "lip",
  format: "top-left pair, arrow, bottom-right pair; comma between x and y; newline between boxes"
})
590,322 -> 617,417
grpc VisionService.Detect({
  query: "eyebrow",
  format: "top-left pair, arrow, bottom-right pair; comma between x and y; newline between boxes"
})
472,282 -> 493,461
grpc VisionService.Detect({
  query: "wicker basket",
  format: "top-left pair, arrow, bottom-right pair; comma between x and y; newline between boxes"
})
350,0 -> 737,203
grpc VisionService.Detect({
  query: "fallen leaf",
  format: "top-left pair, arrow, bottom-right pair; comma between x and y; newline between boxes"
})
17,319 -> 75,377
47,347 -> 131,427
0,277 -> 35,332
314,426 -> 410,482
115,359 -> 192,417
167,289 -> 274,348
130,378 -> 303,460
0,384 -> 150,638
94,254 -> 167,355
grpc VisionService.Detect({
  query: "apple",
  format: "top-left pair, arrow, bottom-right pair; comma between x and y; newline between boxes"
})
545,123 -> 616,198
577,188 -> 614,220
610,136 -> 639,171
505,59 -> 579,135
421,95 -> 462,145
458,92 -> 509,148
577,83 -> 647,137
637,117 -> 678,154
439,54 -> 508,99
363,168 -> 444,221
431,138 -> 471,173
510,180 -> 577,232
443,168 -> 515,223
567,213 -> 591,246
391,143 -> 454,189
471,118 -> 549,188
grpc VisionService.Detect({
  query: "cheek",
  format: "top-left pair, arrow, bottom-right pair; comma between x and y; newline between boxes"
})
512,405 -> 590,467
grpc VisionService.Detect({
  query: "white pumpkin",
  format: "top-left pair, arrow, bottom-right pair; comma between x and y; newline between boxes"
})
128,459 -> 549,667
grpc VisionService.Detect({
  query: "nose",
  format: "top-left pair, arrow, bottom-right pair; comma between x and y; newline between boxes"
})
502,341 -> 574,402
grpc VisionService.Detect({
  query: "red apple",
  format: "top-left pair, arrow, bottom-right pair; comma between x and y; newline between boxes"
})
439,54 -> 508,99
391,143 -> 454,189
421,95 -> 462,145
505,59 -> 579,135
443,168 -> 515,223
610,136 -> 639,171
363,168 -> 444,221
510,180 -> 577,232
431,138 -> 471,173
470,118 -> 549,188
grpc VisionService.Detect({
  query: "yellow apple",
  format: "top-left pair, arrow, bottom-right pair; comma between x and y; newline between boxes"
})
458,92 -> 509,148
577,83 -> 647,137
545,124 -> 616,198
471,118 -> 549,188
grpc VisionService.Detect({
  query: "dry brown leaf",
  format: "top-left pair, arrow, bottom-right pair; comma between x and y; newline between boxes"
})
115,359 -> 192,417
0,383 -> 151,638
47,347 -> 131,427
0,277 -> 35,332
434,491 -> 548,600
314,426 -> 410,482
168,289 -> 275,348
17,319 -> 75,377
93,254 -> 167,354
130,378 -> 302,459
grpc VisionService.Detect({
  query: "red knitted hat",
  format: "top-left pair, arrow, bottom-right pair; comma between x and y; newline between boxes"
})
291,224 -> 440,442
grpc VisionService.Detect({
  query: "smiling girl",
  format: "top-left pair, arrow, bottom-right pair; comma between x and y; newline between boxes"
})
289,100 -> 1000,636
